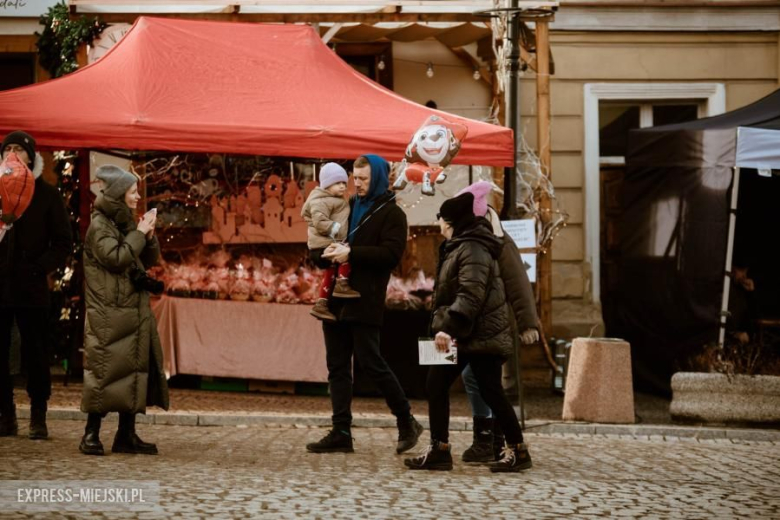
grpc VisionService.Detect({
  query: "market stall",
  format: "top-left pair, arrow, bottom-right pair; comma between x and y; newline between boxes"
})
0,16 -> 514,384
613,89 -> 780,395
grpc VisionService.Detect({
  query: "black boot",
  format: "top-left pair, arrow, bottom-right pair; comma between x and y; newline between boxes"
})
0,406 -> 18,437
79,413 -> 105,456
396,415 -> 423,454
306,428 -> 354,453
112,413 -> 158,455
488,442 -> 533,473
29,408 -> 48,440
404,440 -> 453,471
462,416 -> 494,463
492,420 -> 505,461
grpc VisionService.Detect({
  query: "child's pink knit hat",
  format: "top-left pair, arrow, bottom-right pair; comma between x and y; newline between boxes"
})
455,180 -> 493,217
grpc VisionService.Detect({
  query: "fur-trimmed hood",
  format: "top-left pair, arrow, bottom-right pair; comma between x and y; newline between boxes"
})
485,206 -> 504,238
32,152 -> 44,179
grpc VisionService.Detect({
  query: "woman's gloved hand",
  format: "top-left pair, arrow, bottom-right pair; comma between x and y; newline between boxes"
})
520,328 -> 540,345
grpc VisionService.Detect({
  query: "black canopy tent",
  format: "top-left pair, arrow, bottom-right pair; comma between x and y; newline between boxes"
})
607,90 -> 780,395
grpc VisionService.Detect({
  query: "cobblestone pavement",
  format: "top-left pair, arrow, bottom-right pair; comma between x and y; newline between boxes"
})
1,421 -> 778,519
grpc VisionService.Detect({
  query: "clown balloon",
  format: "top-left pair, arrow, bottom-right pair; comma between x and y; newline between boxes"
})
0,152 -> 35,242
393,115 -> 468,196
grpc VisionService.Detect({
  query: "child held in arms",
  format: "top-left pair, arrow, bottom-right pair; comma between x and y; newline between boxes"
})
301,162 -> 360,321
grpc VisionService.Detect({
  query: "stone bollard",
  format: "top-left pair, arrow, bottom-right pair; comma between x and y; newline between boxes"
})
562,337 -> 635,424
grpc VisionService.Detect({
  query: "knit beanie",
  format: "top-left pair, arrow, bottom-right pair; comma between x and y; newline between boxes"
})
455,180 -> 493,217
439,192 -> 476,234
1,131 -> 36,169
95,164 -> 139,199
319,162 -> 349,190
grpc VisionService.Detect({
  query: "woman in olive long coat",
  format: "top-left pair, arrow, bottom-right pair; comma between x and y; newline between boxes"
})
79,165 -> 169,456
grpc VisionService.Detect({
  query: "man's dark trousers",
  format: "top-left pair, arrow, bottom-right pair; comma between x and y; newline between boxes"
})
323,320 -> 410,429
0,309 -> 51,412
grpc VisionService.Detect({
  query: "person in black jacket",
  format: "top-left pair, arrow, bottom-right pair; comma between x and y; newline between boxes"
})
404,192 -> 531,473
305,154 -> 423,455
456,181 -> 539,463
0,131 -> 73,439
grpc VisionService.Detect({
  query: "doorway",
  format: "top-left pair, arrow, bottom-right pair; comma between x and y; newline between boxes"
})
583,82 -> 726,303
597,100 -> 700,304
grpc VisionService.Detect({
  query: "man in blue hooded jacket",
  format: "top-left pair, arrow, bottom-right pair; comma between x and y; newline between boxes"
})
306,154 -> 423,455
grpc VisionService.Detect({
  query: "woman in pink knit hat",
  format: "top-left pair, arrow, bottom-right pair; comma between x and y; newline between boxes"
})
454,181 -> 539,464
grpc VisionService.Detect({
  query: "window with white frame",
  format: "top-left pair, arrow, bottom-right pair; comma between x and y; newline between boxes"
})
598,101 -> 701,161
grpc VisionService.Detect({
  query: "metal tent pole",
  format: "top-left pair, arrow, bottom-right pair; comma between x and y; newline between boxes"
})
719,166 -> 741,346
501,0 -> 521,220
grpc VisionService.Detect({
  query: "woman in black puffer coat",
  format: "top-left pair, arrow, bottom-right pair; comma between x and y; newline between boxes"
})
403,192 -> 532,473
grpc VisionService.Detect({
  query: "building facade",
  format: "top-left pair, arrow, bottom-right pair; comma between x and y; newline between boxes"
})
2,1 -> 779,340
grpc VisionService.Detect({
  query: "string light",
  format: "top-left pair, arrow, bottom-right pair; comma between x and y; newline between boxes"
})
394,57 -> 489,80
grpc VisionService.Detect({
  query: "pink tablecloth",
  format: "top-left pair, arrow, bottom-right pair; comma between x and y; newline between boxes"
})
151,296 -> 328,383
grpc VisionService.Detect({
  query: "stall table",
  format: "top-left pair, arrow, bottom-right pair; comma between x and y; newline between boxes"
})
152,296 -> 327,383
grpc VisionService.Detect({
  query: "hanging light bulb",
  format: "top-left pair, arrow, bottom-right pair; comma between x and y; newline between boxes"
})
426,62 -> 434,79
377,56 -> 386,71
472,67 -> 481,81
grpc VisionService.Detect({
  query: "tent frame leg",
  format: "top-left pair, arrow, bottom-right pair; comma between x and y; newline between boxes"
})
718,166 -> 741,347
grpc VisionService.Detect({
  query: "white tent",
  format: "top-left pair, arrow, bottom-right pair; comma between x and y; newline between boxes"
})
719,126 -> 780,345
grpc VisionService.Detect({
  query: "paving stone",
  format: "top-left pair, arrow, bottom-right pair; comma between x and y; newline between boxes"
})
1,421 -> 778,519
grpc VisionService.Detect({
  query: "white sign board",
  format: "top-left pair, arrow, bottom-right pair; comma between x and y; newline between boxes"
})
501,219 -> 536,249
0,0 -> 60,17
521,253 -> 537,283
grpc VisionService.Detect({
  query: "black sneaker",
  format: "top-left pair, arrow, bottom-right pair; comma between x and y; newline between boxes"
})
488,443 -> 533,473
306,429 -> 354,453
396,416 -> 423,454
404,441 -> 453,471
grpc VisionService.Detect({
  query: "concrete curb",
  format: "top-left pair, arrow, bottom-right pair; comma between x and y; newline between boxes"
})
16,406 -> 780,442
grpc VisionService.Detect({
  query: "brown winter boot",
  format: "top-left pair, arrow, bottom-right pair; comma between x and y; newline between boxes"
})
310,298 -> 337,321
332,277 -> 360,299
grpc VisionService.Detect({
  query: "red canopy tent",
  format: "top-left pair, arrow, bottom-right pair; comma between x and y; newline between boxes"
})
0,17 -> 513,165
